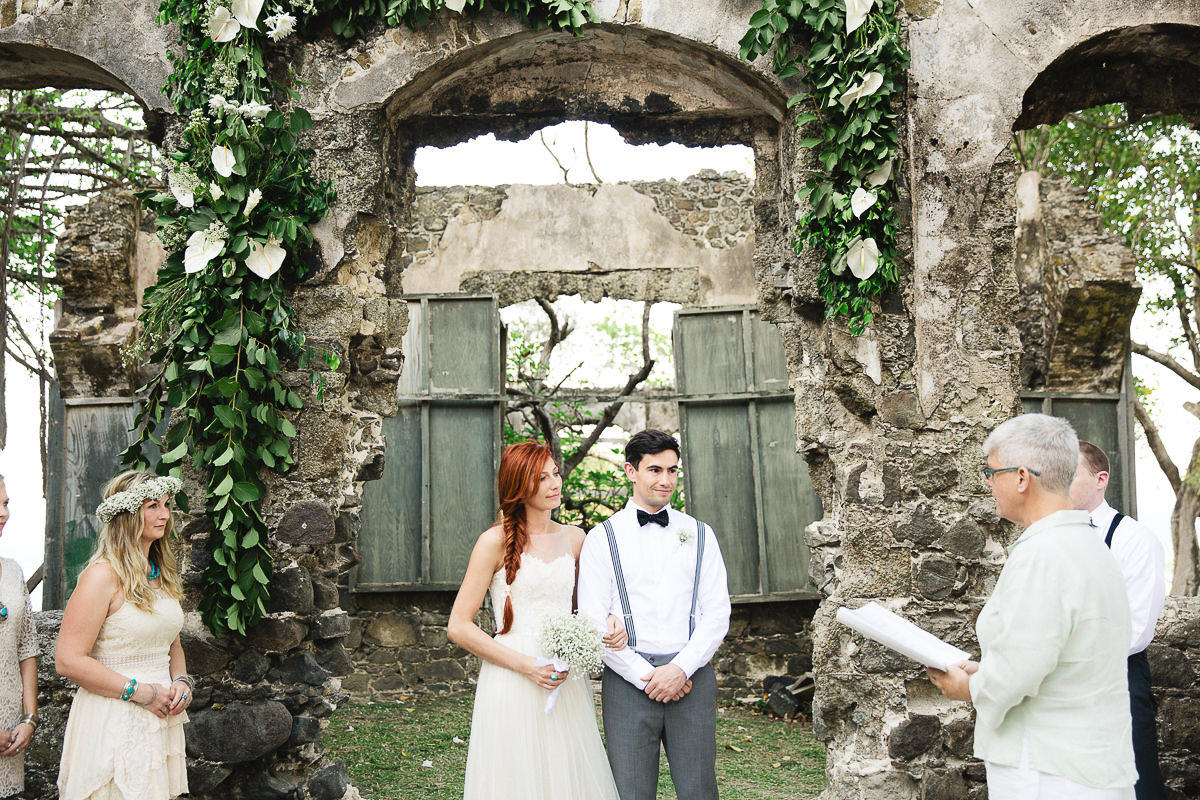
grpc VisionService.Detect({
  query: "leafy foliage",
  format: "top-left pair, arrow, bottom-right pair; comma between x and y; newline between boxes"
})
139,0 -> 597,635
1015,105 -> 1200,329
739,0 -> 908,333
309,0 -> 598,40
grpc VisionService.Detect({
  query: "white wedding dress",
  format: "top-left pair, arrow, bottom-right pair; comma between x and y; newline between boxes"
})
463,544 -> 619,800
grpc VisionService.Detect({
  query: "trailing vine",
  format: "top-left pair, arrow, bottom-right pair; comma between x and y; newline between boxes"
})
125,0 -> 596,635
740,0 -> 908,334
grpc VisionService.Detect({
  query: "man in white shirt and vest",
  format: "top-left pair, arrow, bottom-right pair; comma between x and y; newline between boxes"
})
1070,440 -> 1167,800
578,430 -> 731,800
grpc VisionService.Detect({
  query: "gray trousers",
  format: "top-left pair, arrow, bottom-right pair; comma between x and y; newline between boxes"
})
601,652 -> 718,800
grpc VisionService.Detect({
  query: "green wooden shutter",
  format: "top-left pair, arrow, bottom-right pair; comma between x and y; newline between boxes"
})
43,394 -> 161,608
355,296 -> 503,591
673,306 -> 820,601
1020,375 -> 1137,515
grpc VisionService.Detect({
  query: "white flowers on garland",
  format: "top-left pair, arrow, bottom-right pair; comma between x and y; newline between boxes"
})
96,476 -> 183,526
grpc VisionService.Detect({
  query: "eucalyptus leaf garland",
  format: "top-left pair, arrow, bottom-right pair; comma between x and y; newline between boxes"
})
740,0 -> 908,334
126,0 -> 597,636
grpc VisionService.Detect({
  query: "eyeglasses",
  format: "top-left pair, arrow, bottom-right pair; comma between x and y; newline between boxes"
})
983,466 -> 1041,481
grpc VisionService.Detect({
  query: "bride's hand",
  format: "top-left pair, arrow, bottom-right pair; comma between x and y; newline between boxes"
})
603,615 -> 628,650
523,659 -> 569,691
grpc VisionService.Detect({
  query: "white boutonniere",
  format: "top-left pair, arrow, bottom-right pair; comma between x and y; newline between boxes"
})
676,528 -> 693,546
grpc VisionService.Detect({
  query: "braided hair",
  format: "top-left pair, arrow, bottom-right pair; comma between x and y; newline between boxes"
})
495,441 -> 556,635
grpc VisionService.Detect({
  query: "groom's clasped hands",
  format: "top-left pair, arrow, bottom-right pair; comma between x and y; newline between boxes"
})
642,664 -> 692,703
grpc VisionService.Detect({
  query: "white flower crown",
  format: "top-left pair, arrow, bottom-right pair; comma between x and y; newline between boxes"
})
95,476 -> 183,526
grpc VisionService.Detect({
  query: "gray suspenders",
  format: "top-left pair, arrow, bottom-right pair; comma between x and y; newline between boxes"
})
602,516 -> 706,649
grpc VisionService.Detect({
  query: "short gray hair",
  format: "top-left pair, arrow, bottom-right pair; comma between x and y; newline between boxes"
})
982,413 -> 1078,496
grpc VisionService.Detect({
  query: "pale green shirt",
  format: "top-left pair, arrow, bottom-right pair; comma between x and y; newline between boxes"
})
968,509 -> 1137,789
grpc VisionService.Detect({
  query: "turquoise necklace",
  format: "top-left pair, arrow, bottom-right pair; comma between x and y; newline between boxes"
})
148,561 -> 160,581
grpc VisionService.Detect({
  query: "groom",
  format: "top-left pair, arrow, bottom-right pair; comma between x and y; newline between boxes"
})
578,430 -> 731,800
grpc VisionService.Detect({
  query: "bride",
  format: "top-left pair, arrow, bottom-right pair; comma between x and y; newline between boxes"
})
448,441 -> 623,800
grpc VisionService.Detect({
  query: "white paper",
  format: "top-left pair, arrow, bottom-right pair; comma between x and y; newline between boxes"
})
836,602 -> 971,671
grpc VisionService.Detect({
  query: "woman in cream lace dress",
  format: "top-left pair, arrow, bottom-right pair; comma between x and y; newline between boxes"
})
55,471 -> 191,800
448,442 -> 625,800
0,475 -> 41,797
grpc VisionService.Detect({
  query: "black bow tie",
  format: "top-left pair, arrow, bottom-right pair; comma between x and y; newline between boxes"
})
637,508 -> 670,528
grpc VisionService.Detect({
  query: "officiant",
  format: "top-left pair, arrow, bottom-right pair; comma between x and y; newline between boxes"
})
927,413 -> 1137,800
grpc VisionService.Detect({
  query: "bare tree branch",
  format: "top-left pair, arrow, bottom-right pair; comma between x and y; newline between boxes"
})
583,121 -> 603,184
562,304 -> 656,477
1131,341 -> 1200,391
1133,393 -> 1181,494
539,131 -> 573,186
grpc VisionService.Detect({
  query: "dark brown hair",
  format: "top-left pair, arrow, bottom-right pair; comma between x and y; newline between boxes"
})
1078,441 -> 1110,476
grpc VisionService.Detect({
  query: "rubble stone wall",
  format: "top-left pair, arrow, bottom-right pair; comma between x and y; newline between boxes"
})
401,171 -> 756,306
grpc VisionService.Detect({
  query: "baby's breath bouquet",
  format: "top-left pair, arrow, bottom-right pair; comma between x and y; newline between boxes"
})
536,613 -> 603,714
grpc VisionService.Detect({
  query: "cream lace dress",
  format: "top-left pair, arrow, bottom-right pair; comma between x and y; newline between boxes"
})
57,590 -> 188,800
462,535 -> 619,800
0,558 -> 38,797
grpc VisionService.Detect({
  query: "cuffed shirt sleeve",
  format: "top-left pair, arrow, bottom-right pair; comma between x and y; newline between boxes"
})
669,524 -> 731,679
578,528 -> 655,690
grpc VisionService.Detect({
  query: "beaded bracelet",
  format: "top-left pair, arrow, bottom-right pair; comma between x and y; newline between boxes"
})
120,678 -> 137,702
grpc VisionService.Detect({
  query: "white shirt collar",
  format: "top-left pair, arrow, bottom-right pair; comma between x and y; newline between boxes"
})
1089,499 -> 1117,531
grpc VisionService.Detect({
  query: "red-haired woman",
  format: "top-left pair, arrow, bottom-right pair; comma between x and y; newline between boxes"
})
449,441 -> 624,799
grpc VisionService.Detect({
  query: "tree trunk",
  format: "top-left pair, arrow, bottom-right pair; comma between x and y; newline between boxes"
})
1170,438 -> 1200,595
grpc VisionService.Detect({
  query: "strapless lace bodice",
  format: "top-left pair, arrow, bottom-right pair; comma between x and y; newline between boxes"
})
489,552 -> 575,644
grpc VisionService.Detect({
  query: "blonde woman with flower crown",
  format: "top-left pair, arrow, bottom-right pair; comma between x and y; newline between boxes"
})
55,470 -> 190,800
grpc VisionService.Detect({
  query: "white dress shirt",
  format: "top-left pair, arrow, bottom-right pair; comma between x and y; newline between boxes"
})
577,500 -> 731,690
1088,500 -> 1166,655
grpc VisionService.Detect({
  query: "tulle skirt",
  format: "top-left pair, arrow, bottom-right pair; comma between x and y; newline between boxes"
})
463,633 -> 619,800
57,658 -> 187,800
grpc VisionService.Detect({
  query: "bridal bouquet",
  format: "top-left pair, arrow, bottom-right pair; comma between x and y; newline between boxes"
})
537,613 -> 604,714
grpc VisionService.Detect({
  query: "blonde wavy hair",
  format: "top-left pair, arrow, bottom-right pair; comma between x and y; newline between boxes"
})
88,470 -> 183,610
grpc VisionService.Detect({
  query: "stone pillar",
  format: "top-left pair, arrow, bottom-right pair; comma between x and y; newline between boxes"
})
780,9 -> 1026,798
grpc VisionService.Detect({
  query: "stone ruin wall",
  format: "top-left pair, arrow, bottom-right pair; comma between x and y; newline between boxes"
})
6,1 -> 1200,799
402,170 -> 756,305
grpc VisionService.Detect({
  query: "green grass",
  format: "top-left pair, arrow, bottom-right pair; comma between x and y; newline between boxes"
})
325,693 -> 826,800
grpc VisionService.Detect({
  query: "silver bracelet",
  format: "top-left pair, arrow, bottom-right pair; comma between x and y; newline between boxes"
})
171,674 -> 195,691
134,683 -> 158,707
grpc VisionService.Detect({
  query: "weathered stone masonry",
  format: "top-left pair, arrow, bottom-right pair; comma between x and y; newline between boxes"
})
7,2 -> 1200,799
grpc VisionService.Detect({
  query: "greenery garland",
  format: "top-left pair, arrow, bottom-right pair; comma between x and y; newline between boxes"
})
127,0 -> 895,634
126,0 -> 596,635
740,0 -> 908,334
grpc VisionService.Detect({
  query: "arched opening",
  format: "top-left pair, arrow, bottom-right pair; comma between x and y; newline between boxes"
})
337,27 -> 823,755
1012,23 -> 1200,798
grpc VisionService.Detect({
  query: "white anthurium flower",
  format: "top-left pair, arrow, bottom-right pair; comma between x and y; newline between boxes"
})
244,188 -> 262,216
211,145 -> 236,178
838,71 -> 884,111
847,237 -> 880,281
850,187 -> 877,218
264,11 -> 296,40
866,159 -> 893,187
167,171 -> 195,209
845,0 -> 874,34
231,0 -> 264,29
208,6 -> 240,42
209,182 -> 224,200
246,236 -> 286,279
184,228 -> 226,274
444,0 -> 468,12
